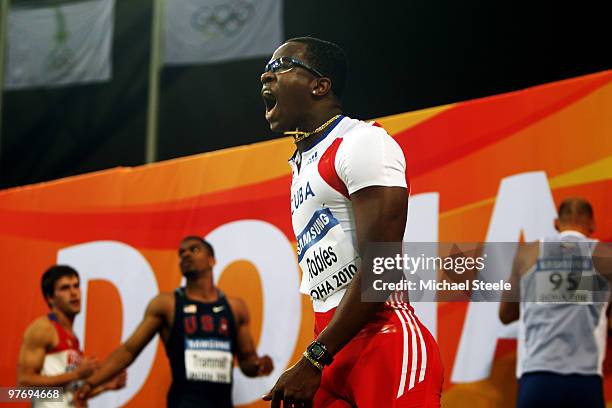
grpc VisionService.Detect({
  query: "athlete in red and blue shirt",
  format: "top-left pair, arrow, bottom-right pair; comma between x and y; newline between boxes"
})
18,265 -> 125,407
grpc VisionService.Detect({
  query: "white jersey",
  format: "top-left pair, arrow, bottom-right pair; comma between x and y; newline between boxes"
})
289,116 -> 408,312
517,231 -> 609,377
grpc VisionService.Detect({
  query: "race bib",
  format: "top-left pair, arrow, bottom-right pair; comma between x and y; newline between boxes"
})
296,208 -> 360,300
535,257 -> 597,304
184,338 -> 232,383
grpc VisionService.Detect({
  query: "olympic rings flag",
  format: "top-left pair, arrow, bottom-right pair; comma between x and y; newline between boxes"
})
0,70 -> 610,407
163,0 -> 282,65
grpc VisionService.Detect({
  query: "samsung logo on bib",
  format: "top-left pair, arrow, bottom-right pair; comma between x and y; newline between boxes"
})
296,208 -> 339,261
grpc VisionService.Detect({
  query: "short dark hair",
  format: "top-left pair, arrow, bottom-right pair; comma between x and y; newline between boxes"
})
286,36 -> 347,97
181,236 -> 215,257
558,197 -> 594,220
41,265 -> 79,305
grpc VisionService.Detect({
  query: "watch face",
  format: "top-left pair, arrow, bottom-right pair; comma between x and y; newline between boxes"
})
309,343 -> 325,358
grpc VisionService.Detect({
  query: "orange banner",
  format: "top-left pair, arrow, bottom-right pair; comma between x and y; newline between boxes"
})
1,70 -> 611,407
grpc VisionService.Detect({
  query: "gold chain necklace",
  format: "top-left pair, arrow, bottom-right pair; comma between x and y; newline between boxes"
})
284,114 -> 341,144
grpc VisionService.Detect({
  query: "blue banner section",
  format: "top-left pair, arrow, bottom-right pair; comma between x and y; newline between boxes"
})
536,257 -> 593,272
185,338 -> 231,351
296,208 -> 339,262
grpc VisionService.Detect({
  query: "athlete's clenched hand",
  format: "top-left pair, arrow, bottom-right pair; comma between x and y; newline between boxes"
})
256,355 -> 275,376
263,357 -> 321,407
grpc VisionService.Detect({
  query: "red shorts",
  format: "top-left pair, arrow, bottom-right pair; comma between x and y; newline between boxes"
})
313,304 -> 443,408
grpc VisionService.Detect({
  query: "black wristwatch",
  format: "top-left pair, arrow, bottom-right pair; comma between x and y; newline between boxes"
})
306,341 -> 334,366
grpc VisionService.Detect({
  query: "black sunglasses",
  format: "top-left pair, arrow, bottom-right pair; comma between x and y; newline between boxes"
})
264,56 -> 324,78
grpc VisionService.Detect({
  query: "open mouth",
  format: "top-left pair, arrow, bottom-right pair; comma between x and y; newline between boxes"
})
262,89 -> 277,115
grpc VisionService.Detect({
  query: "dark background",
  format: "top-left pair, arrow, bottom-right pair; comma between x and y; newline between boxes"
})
1,0 -> 610,189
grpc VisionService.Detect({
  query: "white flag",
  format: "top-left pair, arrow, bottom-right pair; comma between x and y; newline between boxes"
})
163,0 -> 283,65
4,0 -> 115,90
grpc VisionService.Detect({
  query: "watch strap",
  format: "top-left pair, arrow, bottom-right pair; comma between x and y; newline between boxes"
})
302,351 -> 324,371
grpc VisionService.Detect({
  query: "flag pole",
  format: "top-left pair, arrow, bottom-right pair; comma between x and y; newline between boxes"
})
145,0 -> 162,163
0,0 -> 10,170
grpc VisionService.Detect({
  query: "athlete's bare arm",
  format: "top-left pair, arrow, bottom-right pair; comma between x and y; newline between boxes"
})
499,242 -> 539,324
593,242 -> 612,283
315,185 -> 407,353
265,185 -> 408,405
81,293 -> 173,392
88,370 -> 127,398
17,317 -> 98,387
228,297 -> 273,377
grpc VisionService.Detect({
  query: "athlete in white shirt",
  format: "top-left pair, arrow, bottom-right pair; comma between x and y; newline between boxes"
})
261,37 -> 443,408
500,198 -> 612,408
